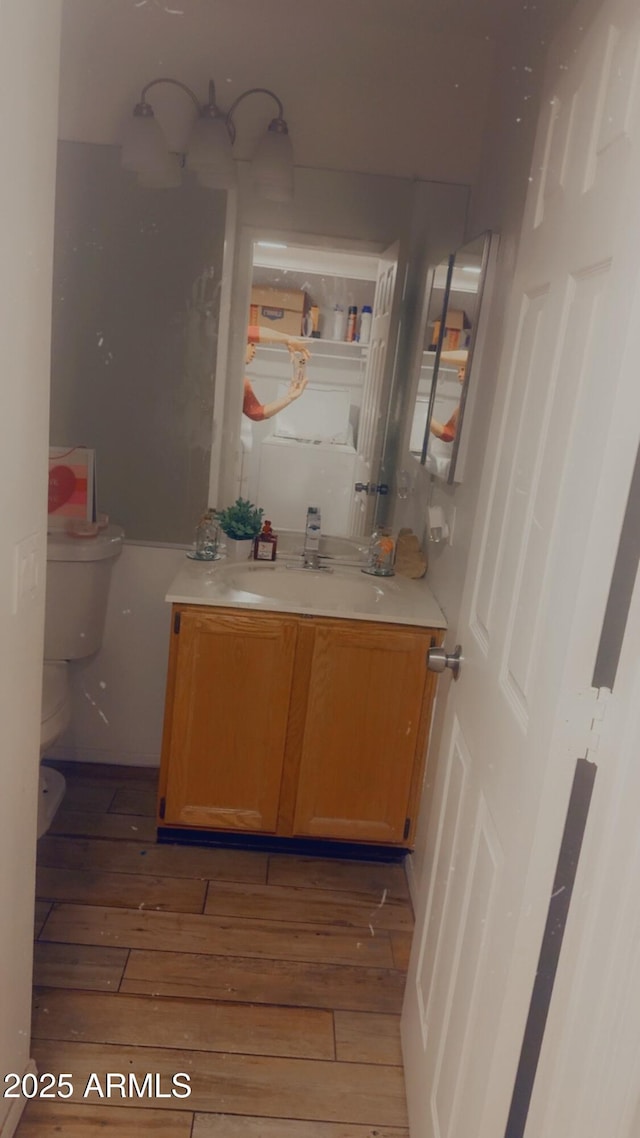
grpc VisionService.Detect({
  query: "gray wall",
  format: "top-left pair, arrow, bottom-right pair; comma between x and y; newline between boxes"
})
50,141 -> 226,543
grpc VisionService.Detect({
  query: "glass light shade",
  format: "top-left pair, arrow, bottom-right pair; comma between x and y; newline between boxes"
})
137,152 -> 182,189
122,112 -> 171,176
251,127 -> 294,202
187,115 -> 236,188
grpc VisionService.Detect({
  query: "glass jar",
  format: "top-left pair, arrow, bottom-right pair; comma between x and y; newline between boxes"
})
194,509 -> 220,560
363,528 -> 395,577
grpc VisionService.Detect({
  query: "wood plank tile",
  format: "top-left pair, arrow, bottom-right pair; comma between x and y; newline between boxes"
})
268,856 -> 411,901
16,1102 -> 192,1137
34,900 -> 51,939
109,784 -> 158,816
48,810 -> 157,842
36,867 -> 207,914
32,989 -> 334,1060
334,1011 -> 403,1066
122,949 -> 405,1014
204,881 -> 413,932
60,779 -> 118,813
41,904 -> 395,968
38,835 -> 268,884
31,1040 -> 408,1126
33,942 -> 128,991
390,931 -> 413,972
193,1115 -> 409,1138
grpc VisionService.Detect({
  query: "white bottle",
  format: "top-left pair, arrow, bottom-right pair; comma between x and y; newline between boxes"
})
359,305 -> 373,345
330,304 -> 347,341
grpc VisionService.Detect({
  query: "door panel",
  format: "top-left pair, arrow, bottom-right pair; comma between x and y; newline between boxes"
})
165,609 -> 297,832
403,2 -> 640,1135
293,622 -> 429,843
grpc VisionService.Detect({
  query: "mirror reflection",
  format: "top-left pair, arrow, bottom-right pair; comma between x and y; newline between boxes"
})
410,231 -> 494,484
408,254 -> 454,463
238,239 -> 385,538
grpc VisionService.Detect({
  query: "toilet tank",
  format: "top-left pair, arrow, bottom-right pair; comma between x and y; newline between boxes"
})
44,526 -> 124,660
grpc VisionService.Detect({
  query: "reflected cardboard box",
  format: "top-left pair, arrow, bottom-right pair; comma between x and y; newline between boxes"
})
250,285 -> 309,338
431,309 -> 470,352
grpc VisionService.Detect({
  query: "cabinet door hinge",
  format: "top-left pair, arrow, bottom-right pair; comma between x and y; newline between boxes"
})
404,817 -> 411,840
174,612 -> 181,634
159,796 -> 166,820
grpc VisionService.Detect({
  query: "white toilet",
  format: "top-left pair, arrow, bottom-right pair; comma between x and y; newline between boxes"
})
38,525 -> 124,838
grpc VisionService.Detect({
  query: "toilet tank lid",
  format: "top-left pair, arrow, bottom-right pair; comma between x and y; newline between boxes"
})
47,524 -> 124,562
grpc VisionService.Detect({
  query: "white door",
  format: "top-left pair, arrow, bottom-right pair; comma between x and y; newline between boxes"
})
350,242 -> 404,535
403,2 -> 640,1135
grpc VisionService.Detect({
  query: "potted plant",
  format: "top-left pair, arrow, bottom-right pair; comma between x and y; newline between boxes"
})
217,498 -> 263,560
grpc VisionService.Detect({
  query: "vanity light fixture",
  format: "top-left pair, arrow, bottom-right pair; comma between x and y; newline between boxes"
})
121,77 -> 294,201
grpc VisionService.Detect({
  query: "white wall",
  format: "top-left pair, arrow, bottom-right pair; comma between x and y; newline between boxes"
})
58,0 -> 496,188
0,2 -> 61,1133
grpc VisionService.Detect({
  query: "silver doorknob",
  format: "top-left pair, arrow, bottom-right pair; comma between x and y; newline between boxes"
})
427,644 -> 462,679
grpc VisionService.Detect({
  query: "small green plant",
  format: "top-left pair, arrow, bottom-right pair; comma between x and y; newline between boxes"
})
217,498 -> 263,540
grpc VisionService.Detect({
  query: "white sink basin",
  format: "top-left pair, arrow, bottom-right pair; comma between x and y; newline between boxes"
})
224,563 -> 392,608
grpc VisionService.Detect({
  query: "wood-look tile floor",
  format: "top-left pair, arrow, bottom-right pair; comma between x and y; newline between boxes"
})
17,762 -> 414,1137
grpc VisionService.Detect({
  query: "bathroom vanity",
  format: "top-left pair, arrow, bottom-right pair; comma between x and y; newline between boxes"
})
157,557 -> 446,853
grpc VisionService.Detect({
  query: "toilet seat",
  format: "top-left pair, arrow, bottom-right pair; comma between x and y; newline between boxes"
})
40,661 -> 70,754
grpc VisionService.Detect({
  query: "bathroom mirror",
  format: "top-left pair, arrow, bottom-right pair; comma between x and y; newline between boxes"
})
415,230 -> 496,484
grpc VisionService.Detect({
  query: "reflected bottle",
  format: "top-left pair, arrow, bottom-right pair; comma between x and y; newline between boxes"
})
363,528 -> 395,577
194,509 -> 220,560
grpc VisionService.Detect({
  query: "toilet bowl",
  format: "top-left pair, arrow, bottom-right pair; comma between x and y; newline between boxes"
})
38,524 -> 123,836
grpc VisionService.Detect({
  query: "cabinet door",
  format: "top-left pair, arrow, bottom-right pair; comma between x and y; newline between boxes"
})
293,621 -> 430,843
164,609 -> 297,832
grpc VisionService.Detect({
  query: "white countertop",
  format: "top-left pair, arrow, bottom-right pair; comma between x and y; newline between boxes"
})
166,556 -> 447,629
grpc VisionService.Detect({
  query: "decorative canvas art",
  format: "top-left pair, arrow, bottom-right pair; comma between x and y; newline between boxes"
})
48,447 -> 96,528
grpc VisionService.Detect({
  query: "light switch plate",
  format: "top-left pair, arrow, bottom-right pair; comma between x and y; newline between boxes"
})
13,532 -> 43,614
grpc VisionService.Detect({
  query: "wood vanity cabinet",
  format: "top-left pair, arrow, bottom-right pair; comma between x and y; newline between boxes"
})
158,604 -> 443,849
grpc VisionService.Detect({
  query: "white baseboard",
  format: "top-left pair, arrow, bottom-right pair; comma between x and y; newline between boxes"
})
44,744 -> 160,768
0,1060 -> 37,1138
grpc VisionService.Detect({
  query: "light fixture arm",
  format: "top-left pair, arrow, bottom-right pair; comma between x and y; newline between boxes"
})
227,87 -> 287,132
139,76 -> 203,114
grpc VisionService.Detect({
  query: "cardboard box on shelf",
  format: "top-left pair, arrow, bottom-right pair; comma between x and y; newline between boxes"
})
249,286 -> 309,338
431,309 -> 470,352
